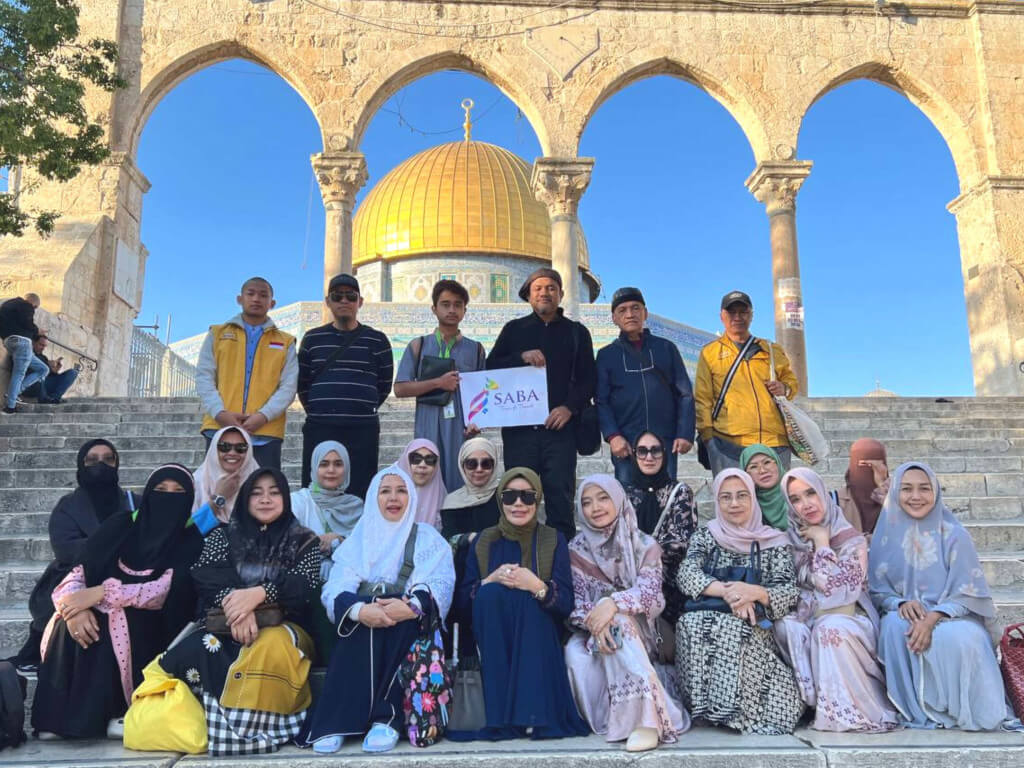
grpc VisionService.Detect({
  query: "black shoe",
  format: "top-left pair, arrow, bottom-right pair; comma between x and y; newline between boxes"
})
2,406 -> 16,414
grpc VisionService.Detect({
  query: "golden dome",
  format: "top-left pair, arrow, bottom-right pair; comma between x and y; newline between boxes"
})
353,140 -> 591,271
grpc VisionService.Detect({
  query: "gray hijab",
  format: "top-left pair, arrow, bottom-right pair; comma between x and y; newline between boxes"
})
868,462 -> 995,620
309,441 -> 364,536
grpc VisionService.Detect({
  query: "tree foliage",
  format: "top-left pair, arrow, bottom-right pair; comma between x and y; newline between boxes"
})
0,0 -> 124,237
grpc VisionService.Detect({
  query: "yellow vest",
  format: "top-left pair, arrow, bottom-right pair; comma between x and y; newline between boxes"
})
199,322 -> 296,440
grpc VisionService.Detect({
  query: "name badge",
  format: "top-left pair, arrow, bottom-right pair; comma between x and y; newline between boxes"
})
443,400 -> 456,419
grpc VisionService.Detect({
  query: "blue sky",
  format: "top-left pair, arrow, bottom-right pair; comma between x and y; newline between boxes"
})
137,60 -> 970,396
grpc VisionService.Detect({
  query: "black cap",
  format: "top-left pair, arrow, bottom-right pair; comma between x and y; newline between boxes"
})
611,286 -> 645,312
720,290 -> 752,310
328,273 -> 360,293
518,267 -> 563,301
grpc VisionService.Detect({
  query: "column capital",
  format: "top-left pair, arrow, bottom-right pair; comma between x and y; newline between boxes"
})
531,157 -> 595,218
745,160 -> 813,216
311,152 -> 368,207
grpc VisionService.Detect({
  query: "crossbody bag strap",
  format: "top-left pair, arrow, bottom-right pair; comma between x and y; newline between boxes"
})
396,525 -> 418,588
768,340 -> 777,383
311,328 -> 366,385
711,335 -> 757,423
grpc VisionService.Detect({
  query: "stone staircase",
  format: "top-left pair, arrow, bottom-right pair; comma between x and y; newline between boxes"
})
1,395 -> 1023,656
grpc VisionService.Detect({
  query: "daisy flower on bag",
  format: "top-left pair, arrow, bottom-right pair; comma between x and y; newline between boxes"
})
202,633 -> 222,653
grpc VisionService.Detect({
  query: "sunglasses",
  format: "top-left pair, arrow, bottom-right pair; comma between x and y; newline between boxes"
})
462,457 -> 495,471
409,453 -> 438,466
501,489 -> 538,506
217,442 -> 249,454
635,446 -> 664,459
328,290 -> 359,303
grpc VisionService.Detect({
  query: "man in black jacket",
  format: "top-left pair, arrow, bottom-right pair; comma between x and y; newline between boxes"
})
0,293 -> 48,414
486,268 -> 596,539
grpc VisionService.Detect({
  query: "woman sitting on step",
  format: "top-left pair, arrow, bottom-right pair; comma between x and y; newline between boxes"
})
299,466 -> 455,754
447,467 -> 590,742
869,462 -> 1011,731
189,425 -> 260,535
136,467 -> 322,756
32,463 -> 202,739
773,467 -> 898,732
7,438 -> 136,672
565,474 -> 689,751
740,443 -> 789,532
397,438 -> 447,530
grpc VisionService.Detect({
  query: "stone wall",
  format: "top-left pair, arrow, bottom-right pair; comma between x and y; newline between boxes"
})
2,0 -> 1022,395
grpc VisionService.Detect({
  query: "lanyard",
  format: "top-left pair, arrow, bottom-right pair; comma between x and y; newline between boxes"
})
434,329 -> 458,359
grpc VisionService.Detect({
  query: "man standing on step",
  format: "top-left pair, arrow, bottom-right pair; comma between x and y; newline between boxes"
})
196,277 -> 297,469
486,267 -> 596,540
393,279 -> 486,491
597,286 -> 695,485
298,273 -> 392,499
694,290 -> 798,476
0,292 -> 49,414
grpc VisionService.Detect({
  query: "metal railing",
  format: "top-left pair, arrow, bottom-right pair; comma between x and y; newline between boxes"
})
44,336 -> 99,373
128,326 -> 197,397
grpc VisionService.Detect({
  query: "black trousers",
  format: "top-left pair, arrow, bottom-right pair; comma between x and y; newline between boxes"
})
500,425 -> 577,540
302,418 -> 380,499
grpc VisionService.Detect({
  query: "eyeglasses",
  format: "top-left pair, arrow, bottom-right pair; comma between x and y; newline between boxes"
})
462,458 -> 495,471
501,489 -> 538,506
408,453 -> 438,466
217,442 -> 249,454
328,290 -> 359,303
635,446 -> 664,459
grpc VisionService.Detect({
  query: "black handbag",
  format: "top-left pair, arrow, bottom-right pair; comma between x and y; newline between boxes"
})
683,542 -> 769,624
411,336 -> 457,407
569,323 -> 601,456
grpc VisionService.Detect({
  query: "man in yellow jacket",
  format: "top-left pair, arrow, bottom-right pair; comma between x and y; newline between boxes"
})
695,291 -> 799,476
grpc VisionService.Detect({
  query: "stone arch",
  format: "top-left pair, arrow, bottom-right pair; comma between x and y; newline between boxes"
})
124,39 -> 327,158
797,61 -> 981,190
349,50 -> 552,156
570,57 -> 770,161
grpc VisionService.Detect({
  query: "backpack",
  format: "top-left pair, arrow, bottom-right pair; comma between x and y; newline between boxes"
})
0,662 -> 27,750
399,588 -> 453,747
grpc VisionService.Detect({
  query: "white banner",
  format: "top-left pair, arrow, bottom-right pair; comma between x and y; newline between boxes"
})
459,367 -> 549,429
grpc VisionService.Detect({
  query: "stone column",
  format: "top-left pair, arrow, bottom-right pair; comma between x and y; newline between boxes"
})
311,151 -> 368,303
746,160 -> 813,396
531,157 -> 595,319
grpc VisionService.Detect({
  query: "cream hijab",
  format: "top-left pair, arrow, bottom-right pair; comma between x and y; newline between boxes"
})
192,426 -> 260,521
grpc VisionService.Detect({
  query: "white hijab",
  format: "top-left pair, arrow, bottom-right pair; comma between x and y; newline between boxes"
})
322,465 -> 455,621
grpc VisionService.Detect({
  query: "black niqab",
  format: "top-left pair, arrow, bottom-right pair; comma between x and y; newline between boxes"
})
75,439 -> 122,523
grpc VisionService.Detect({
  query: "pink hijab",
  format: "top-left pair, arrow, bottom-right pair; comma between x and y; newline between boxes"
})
707,468 -> 790,554
397,438 -> 447,530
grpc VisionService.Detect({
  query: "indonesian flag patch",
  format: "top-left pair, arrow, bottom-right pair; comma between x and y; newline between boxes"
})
267,342 -> 284,350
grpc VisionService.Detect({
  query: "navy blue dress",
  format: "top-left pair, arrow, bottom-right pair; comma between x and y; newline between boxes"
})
448,530 -> 589,740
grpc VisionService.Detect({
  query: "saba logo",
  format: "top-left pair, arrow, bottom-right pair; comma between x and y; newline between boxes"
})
468,378 -> 500,422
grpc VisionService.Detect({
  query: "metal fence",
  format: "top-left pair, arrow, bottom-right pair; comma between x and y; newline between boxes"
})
128,326 -> 198,397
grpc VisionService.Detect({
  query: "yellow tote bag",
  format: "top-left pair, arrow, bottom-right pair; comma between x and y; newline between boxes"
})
123,656 -> 207,754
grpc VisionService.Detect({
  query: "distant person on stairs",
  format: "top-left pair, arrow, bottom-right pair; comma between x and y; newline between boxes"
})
834,438 -> 889,534
21,332 -> 78,404
195,277 -> 298,470
5,439 -> 135,672
0,292 -> 49,414
297,273 -> 393,499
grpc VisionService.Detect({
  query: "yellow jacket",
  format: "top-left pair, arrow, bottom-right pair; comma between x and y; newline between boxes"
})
694,336 -> 799,448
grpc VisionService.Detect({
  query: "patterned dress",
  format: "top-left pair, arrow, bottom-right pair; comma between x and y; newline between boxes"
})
674,527 -> 804,734
566,538 -> 688,742
625,481 -> 698,625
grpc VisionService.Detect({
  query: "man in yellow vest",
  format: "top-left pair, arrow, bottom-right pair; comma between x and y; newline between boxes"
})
196,277 -> 298,469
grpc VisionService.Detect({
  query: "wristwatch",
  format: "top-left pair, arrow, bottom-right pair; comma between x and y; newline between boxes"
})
534,586 -> 548,601
212,495 -> 226,510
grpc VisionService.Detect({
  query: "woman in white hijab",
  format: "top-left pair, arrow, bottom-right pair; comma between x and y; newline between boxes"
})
299,466 -> 455,755
190,426 -> 260,534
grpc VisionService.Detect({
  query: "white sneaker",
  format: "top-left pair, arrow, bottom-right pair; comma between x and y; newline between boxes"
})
106,717 -> 125,739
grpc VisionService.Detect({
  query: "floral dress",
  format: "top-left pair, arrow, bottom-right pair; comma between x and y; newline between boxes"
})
674,527 -> 804,734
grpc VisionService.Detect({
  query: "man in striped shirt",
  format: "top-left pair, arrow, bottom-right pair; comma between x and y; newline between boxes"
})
297,274 -> 393,498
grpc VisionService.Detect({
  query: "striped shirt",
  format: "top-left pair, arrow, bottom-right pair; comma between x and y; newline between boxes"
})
297,323 -> 393,425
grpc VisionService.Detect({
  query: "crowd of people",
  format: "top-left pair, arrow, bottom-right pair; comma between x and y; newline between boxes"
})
6,269 -> 1019,755
0,293 -> 80,412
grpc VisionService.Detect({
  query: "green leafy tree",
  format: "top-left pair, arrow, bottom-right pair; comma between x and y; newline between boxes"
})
0,0 -> 124,237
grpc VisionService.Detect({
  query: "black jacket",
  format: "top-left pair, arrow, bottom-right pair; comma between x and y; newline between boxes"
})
0,297 -> 37,341
486,308 -> 596,414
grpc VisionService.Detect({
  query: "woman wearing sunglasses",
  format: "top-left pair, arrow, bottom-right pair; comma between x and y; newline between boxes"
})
190,426 -> 260,534
440,437 -> 502,539
449,468 -> 589,741
397,438 -> 447,530
623,432 -> 698,630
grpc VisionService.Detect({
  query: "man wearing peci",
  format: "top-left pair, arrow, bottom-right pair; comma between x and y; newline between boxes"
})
596,286 -> 695,484
486,267 -> 596,540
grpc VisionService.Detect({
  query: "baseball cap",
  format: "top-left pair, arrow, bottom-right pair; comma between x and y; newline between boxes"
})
328,274 -> 360,293
720,290 -> 752,310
